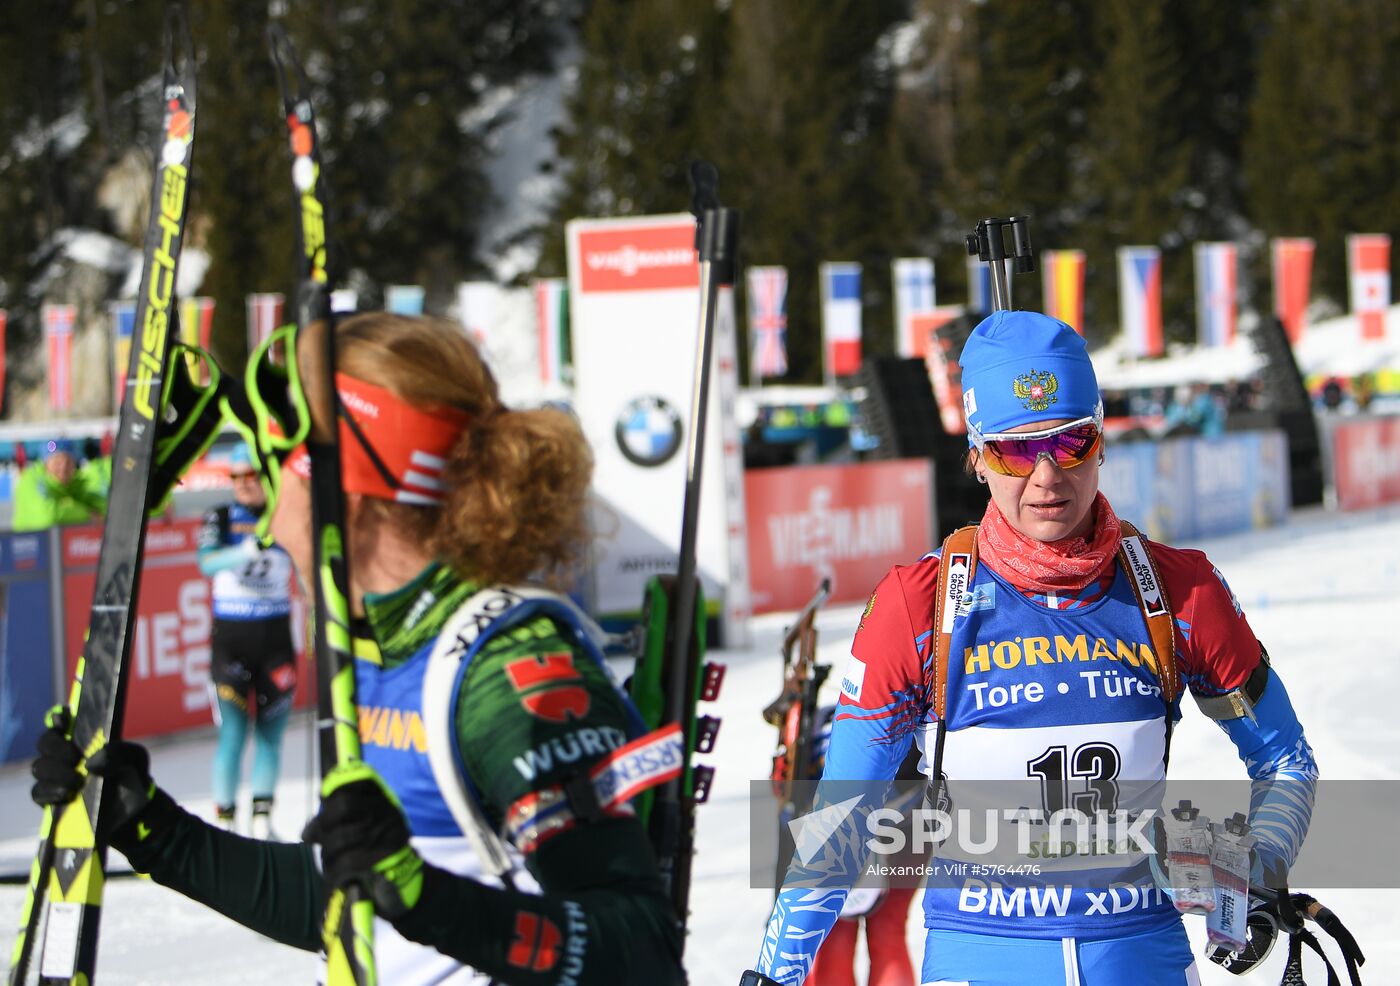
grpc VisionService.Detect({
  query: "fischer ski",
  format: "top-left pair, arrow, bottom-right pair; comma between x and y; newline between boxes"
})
628,161 -> 738,947
762,578 -> 831,889
7,7 -> 197,984
265,25 -> 375,986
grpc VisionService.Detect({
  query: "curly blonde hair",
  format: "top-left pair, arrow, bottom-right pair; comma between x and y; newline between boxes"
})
298,312 -> 593,586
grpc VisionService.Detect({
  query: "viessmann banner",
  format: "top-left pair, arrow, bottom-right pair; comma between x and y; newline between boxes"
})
60,518 -> 311,740
745,459 -> 933,613
566,214 -> 743,628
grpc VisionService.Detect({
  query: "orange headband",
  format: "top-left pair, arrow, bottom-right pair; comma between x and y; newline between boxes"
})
288,374 -> 474,505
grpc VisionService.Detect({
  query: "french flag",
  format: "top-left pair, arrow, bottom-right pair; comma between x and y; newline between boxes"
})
1193,242 -> 1237,348
1348,233 -> 1391,341
820,262 -> 862,381
1117,246 -> 1163,357
45,304 -> 76,412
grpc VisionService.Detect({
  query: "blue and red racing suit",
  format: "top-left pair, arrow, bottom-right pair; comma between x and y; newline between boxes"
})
753,531 -> 1317,985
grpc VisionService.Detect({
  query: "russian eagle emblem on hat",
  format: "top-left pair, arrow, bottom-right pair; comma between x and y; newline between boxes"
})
1013,369 -> 1059,411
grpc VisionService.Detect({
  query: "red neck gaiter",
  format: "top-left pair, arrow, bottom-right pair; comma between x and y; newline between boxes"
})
975,492 -> 1121,593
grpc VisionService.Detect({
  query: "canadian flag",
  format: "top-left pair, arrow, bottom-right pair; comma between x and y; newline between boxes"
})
1348,234 -> 1391,341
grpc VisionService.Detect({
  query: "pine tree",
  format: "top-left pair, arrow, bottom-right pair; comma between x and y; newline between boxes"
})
712,0 -> 915,382
1245,0 -> 1400,309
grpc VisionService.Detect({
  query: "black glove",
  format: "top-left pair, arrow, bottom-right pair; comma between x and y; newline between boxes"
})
302,761 -> 424,922
738,972 -> 781,986
30,707 -> 83,807
30,706 -> 172,851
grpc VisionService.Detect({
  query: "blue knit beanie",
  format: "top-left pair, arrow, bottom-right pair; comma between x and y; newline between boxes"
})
958,311 -> 1101,442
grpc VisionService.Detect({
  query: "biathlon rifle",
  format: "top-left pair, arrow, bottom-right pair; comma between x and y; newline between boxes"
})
965,215 -> 1035,313
7,7 -> 197,984
762,578 -> 831,890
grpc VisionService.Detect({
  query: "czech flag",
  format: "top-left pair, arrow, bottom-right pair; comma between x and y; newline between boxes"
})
1117,246 -> 1162,357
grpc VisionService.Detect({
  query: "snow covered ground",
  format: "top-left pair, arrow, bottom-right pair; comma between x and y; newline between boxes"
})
3,502 -> 1398,984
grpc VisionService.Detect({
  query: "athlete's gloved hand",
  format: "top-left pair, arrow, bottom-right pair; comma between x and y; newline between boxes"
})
30,706 -> 84,807
30,706 -> 176,853
738,972 -> 781,986
303,761 -> 424,922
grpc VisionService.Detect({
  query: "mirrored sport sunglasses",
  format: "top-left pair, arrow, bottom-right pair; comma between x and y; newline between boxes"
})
219,323 -> 311,536
971,414 -> 1104,477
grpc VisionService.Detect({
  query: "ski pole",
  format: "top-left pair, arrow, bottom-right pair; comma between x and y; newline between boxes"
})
649,160 -> 740,938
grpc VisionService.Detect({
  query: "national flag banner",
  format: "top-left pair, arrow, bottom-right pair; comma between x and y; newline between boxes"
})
919,305 -> 970,434
110,300 -> 136,410
1117,246 -> 1163,358
892,257 -> 936,357
965,254 -> 1012,314
456,281 -> 499,351
44,303 -> 77,412
533,278 -> 569,387
1348,233 -> 1391,341
820,262 -> 862,382
1193,241 -> 1238,348
746,265 -> 789,380
246,292 -> 284,359
178,296 -> 215,383
1042,249 -> 1086,335
386,284 -> 425,316
1271,237 -> 1314,344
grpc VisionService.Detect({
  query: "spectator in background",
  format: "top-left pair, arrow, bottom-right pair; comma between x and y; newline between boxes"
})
196,442 -> 297,837
11,439 -> 107,531
1163,381 -> 1225,438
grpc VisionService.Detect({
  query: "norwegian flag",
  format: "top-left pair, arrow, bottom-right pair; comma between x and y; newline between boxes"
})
1348,233 -> 1391,341
1271,238 -> 1314,344
746,265 -> 788,380
111,300 -> 136,410
1117,246 -> 1163,357
246,292 -> 285,357
44,303 -> 77,412
1193,242 -> 1238,348
820,262 -> 862,381
1042,250 -> 1086,335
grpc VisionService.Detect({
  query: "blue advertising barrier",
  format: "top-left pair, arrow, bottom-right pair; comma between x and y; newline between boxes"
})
0,529 -> 59,765
1100,430 -> 1290,543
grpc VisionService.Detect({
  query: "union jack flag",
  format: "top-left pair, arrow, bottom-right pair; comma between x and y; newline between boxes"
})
747,265 -> 788,379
